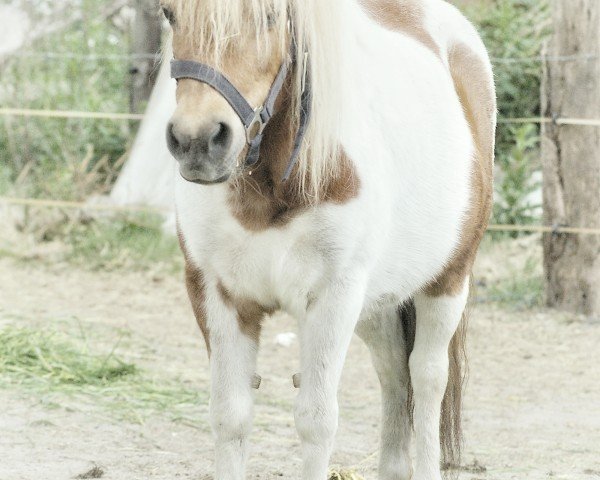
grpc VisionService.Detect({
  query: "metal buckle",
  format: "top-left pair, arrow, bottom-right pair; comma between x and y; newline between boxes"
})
246,106 -> 266,143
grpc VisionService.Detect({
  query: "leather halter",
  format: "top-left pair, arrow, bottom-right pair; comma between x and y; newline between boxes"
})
170,43 -> 311,182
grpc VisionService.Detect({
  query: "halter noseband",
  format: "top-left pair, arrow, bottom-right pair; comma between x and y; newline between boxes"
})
170,44 -> 311,182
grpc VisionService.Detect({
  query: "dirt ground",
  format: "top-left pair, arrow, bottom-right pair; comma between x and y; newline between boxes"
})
1,249 -> 600,480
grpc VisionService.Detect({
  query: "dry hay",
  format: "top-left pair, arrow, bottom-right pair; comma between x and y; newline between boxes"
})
328,468 -> 365,480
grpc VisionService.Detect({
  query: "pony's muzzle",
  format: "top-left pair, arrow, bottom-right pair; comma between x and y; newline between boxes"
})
166,120 -> 235,184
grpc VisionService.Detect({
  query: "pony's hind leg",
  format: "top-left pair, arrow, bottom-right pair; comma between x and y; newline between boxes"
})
410,280 -> 469,480
356,303 -> 413,480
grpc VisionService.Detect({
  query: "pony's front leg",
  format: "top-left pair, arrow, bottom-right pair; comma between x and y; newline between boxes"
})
294,273 -> 367,480
207,286 -> 262,480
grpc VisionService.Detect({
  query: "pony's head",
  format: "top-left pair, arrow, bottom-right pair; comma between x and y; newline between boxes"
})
162,0 -> 344,195
163,0 -> 288,184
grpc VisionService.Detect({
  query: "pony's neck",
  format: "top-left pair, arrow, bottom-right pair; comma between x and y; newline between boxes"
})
226,74 -> 300,230
222,0 -> 363,231
226,58 -> 359,230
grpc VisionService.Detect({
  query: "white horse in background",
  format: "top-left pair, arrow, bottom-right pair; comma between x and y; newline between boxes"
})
161,0 -> 495,478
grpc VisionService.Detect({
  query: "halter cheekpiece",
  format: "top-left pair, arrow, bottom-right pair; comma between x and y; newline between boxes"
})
170,43 -> 311,182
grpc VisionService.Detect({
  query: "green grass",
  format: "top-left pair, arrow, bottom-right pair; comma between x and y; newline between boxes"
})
483,256 -> 544,309
475,235 -> 545,309
0,323 -> 207,425
0,212 -> 182,274
0,2 -> 135,201
0,327 -> 136,387
64,214 -> 181,272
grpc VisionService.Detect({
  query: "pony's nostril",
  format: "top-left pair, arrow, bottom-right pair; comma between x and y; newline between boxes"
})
208,122 -> 231,153
167,122 -> 192,154
167,120 -> 231,162
167,123 -> 178,148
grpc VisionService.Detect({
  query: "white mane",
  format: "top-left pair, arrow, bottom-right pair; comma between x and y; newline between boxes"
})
164,0 -> 346,198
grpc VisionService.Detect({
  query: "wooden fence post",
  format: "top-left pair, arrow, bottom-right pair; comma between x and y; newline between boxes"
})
541,0 -> 600,316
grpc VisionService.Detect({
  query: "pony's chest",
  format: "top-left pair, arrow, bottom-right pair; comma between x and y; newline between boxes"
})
184,209 -> 327,310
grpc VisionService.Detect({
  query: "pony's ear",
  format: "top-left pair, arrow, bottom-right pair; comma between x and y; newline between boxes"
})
161,6 -> 176,26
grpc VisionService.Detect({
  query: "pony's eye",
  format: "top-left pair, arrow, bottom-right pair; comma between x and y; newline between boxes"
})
161,7 -> 176,25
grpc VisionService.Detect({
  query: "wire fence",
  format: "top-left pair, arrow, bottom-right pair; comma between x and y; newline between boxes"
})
1,196 -> 599,236
3,50 -> 599,65
3,108 -> 600,129
0,108 -> 144,121
0,196 -> 168,214
4,52 -> 160,61
491,53 -> 599,64
2,48 -> 600,126
1,49 -> 598,236
498,117 -> 600,127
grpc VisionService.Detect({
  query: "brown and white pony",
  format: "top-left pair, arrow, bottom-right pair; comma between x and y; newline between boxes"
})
162,0 -> 495,478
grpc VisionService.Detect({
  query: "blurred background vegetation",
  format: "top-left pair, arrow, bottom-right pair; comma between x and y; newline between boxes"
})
0,0 -> 549,229
0,1 -> 136,201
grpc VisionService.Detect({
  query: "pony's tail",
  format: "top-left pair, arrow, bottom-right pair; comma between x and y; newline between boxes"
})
440,306 -> 468,471
401,295 -> 469,473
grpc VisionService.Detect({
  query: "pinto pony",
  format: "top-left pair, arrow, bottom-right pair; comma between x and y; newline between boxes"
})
163,0 -> 495,478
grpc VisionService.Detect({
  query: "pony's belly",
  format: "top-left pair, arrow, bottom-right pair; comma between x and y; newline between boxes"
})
365,228 -> 462,305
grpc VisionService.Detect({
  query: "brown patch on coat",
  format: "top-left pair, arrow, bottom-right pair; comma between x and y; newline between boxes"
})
426,42 -> 496,297
177,228 -> 211,355
178,225 -> 272,348
228,77 -> 360,232
360,0 -> 441,59
217,282 -> 275,344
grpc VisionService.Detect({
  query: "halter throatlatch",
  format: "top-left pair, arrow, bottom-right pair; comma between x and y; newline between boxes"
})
170,44 -> 311,182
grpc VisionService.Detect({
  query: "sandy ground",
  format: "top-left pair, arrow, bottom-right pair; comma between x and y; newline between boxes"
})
1,253 -> 600,480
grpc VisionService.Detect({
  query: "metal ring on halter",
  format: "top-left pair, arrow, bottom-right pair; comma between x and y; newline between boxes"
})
246,106 -> 267,143
251,374 -> 262,390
